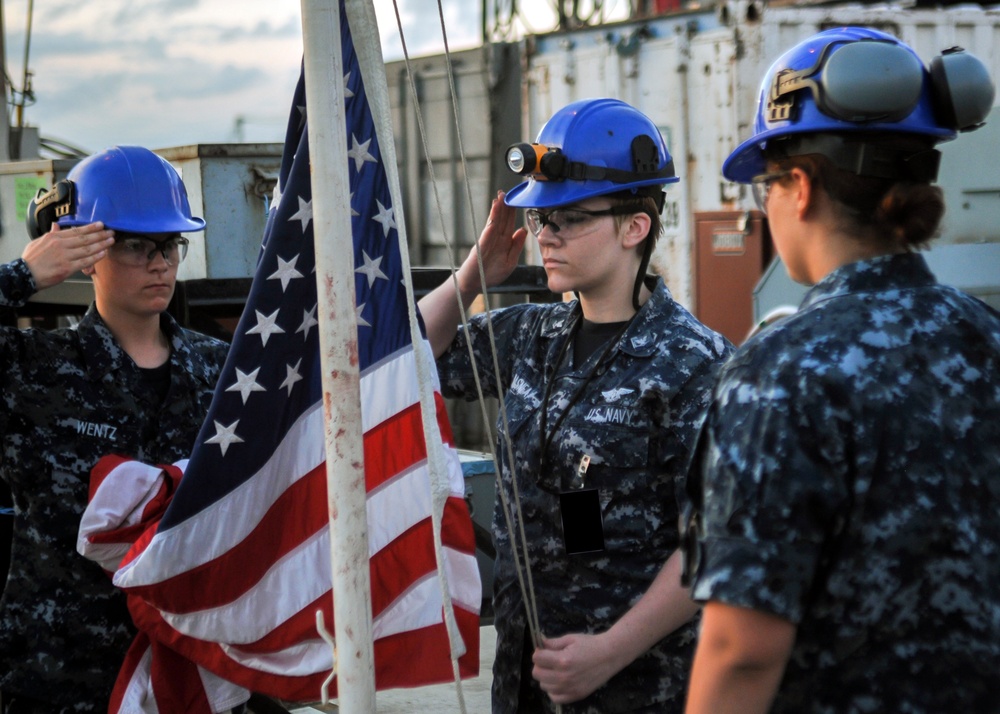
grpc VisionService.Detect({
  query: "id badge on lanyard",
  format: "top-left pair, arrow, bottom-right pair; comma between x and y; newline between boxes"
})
560,453 -> 605,555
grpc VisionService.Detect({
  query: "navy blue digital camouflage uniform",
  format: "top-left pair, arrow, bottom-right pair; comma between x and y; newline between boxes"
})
0,258 -> 228,713
684,253 -> 1000,713
439,277 -> 732,713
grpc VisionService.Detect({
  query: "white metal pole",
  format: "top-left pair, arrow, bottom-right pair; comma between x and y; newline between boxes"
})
299,0 -> 376,710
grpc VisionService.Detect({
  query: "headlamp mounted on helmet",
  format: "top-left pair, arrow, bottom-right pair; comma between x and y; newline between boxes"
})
506,134 -> 675,184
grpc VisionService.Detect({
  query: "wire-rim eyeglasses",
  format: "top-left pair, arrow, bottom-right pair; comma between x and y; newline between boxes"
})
525,205 -> 638,238
750,170 -> 792,214
109,232 -> 190,267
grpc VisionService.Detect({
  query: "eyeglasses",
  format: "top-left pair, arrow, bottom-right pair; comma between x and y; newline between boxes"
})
750,170 -> 792,214
525,205 -> 636,238
109,232 -> 189,267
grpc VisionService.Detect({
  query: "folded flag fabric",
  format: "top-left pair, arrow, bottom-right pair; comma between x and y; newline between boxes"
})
79,455 -> 250,714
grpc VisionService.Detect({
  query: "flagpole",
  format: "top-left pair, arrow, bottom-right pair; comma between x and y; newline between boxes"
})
300,0 -> 376,710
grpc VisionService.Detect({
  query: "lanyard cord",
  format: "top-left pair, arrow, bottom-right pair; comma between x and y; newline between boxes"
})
537,313 -> 634,483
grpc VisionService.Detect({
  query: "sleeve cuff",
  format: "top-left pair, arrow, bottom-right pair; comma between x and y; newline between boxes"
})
0,258 -> 38,307
690,535 -> 822,624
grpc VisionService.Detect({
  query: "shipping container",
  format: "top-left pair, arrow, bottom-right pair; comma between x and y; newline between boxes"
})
389,1 -> 1000,346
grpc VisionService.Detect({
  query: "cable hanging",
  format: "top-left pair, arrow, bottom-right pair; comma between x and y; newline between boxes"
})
390,0 -> 551,707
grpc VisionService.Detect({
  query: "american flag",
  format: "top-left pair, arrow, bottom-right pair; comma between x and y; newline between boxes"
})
82,2 -> 481,708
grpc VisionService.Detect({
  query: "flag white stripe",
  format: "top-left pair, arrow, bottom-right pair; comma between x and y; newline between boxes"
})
119,646 -> 159,714
158,462 -> 469,639
359,343 -> 436,432
114,403 -> 326,587
373,551 -> 481,640
161,528 -> 331,642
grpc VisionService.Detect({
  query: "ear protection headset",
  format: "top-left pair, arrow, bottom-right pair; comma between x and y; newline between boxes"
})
929,46 -> 995,132
722,27 -> 996,184
26,180 -> 76,240
766,39 -> 992,132
23,145 -> 206,239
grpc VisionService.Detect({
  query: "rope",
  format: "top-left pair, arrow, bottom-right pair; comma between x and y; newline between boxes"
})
431,0 -> 546,650
390,0 -> 546,676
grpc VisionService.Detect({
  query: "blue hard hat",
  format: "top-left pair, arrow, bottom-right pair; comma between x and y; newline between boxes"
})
723,27 -> 995,183
505,98 -> 678,209
58,146 -> 205,233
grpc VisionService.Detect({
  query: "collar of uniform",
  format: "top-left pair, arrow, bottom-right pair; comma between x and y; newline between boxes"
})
539,300 -> 580,339
77,305 -> 129,379
536,277 -> 675,358
800,252 -> 937,312
77,306 -> 217,388
620,277 -> 675,358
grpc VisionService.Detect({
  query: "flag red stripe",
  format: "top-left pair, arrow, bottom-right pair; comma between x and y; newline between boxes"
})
129,396 -> 463,615
151,644 -> 214,714
128,593 -> 481,700
363,393 -> 454,491
373,606 -> 481,689
125,462 -> 328,613
369,499 -> 474,617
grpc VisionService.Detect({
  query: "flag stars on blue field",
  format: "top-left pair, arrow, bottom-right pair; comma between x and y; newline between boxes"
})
289,196 -> 312,233
297,304 -> 319,341
343,72 -> 355,99
247,309 -> 285,347
280,359 -> 304,396
356,250 -> 387,287
268,255 -> 305,292
356,302 -> 371,328
372,200 -> 395,238
348,133 -> 376,172
271,183 -> 284,214
205,420 -> 244,457
226,368 -> 267,404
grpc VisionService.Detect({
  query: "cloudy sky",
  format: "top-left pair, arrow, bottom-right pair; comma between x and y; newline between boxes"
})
1,0 -> 588,154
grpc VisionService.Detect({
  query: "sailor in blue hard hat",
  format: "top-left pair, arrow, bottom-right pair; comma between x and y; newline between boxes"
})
683,27 -> 1000,714
420,98 -> 732,712
0,146 -> 228,711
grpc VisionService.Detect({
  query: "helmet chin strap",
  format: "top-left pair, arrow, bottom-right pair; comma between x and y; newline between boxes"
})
632,234 -> 655,312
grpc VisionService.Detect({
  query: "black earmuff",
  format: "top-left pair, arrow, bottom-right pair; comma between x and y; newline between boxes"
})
929,47 -> 996,132
26,179 -> 75,239
768,39 -> 995,134
769,39 -> 923,124
821,41 -> 923,122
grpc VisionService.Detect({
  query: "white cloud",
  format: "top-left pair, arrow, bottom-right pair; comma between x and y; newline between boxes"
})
5,0 -> 302,150
0,0 -> 594,153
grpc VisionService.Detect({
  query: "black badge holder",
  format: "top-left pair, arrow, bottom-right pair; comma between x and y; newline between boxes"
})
560,454 -> 606,555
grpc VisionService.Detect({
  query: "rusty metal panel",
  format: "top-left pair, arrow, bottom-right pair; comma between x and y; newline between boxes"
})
694,209 -> 770,345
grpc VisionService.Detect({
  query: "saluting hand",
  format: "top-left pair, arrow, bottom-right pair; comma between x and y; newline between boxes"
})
455,190 -> 527,296
22,222 -> 116,290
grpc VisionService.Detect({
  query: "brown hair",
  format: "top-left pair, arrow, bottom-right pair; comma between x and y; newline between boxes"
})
770,153 -> 944,250
607,190 -> 663,250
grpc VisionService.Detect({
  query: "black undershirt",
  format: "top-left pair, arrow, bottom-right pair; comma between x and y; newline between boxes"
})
573,318 -> 630,365
138,360 -> 172,405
